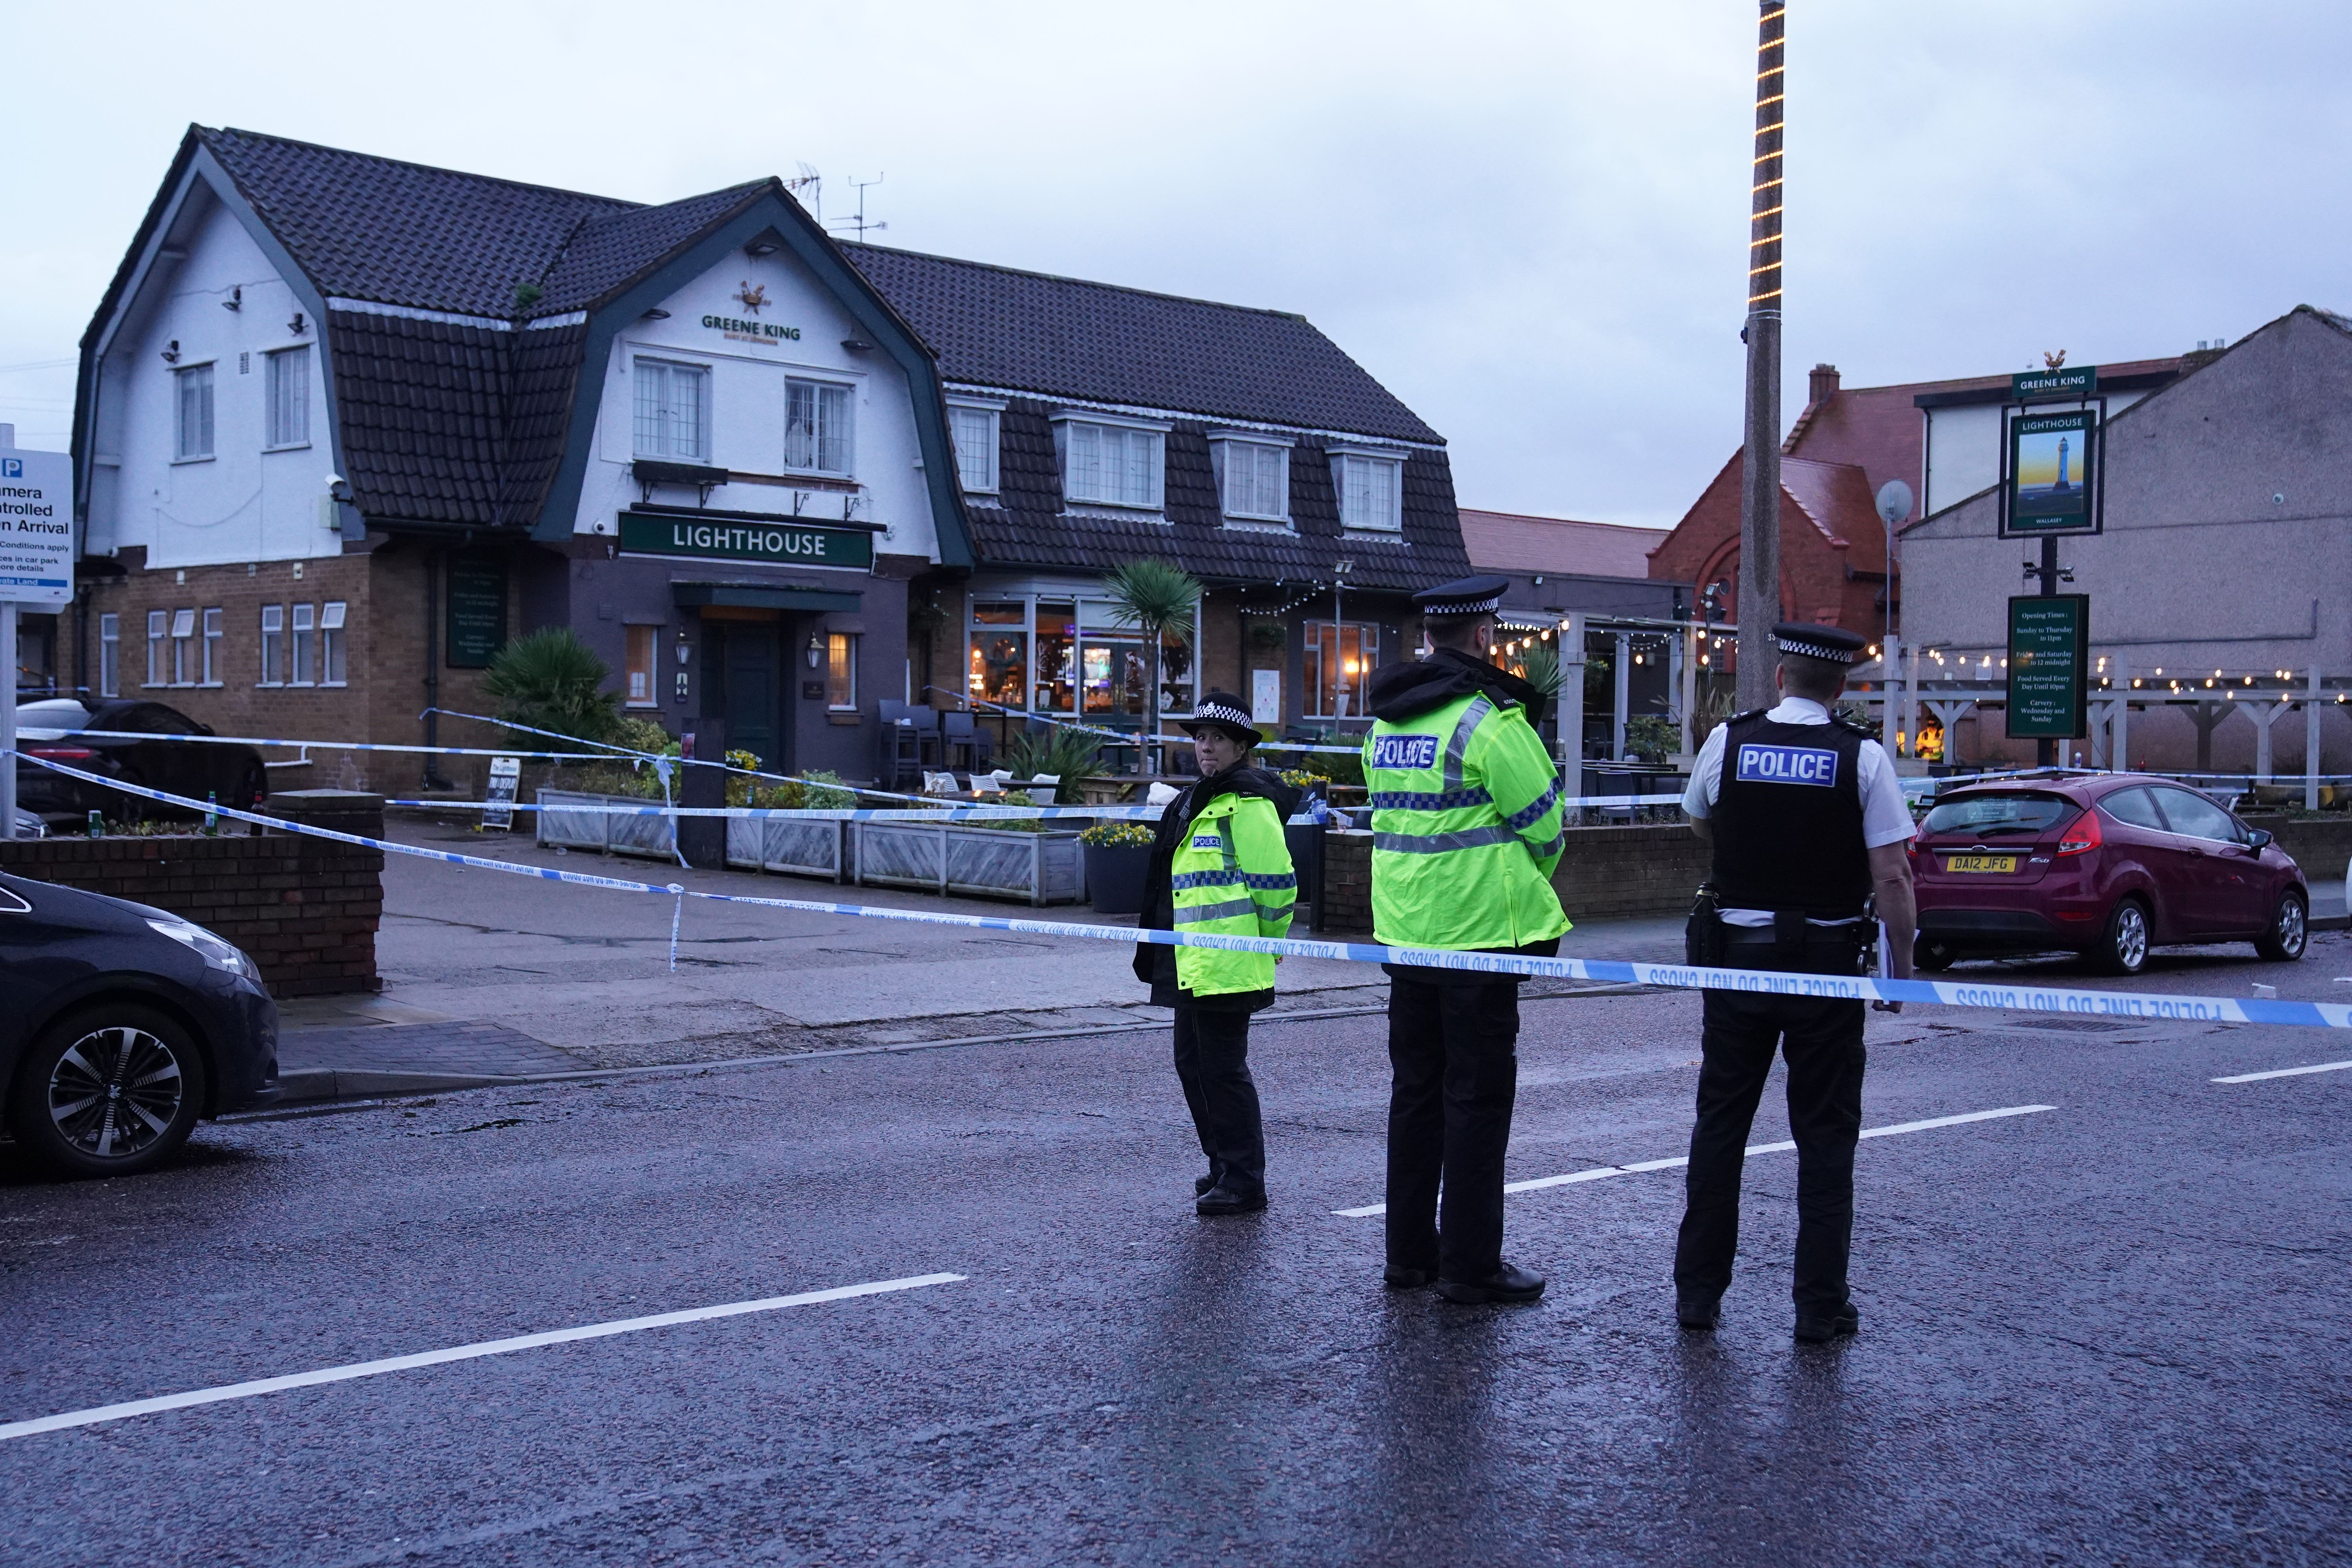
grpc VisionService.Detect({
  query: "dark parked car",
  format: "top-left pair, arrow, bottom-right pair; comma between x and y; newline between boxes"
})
1911,773 -> 2310,975
16,698 -> 269,825
0,871 -> 278,1176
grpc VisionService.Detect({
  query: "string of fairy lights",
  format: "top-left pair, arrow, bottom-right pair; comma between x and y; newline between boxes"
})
1748,4 -> 1786,318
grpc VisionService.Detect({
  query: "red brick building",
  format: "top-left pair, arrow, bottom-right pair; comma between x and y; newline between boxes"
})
1643,364 -> 1905,646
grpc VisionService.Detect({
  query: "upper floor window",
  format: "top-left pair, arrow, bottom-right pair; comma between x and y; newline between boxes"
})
259,604 -> 285,687
290,604 -> 316,686
632,358 -> 710,462
1212,435 -> 1291,524
174,364 -> 214,460
201,608 -> 223,685
1055,415 -> 1165,511
265,348 -> 310,448
98,613 -> 120,699
786,377 -> 854,475
321,602 -> 348,686
145,610 -> 167,686
169,609 -> 196,686
1332,448 -> 1405,532
949,401 -> 1001,494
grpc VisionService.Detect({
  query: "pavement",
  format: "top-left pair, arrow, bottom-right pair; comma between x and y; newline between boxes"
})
268,817 -> 1686,1100
267,816 -> 2351,1103
7,935 -> 2352,1563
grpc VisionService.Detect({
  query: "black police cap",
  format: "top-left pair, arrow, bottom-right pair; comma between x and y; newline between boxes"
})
1412,574 -> 1512,619
1176,691 -> 1263,748
1771,622 -> 1869,665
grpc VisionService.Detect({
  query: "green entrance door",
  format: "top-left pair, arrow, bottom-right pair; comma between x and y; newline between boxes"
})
719,623 -> 783,773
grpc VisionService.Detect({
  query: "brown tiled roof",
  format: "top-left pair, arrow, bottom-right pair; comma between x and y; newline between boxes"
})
1456,508 -> 1664,578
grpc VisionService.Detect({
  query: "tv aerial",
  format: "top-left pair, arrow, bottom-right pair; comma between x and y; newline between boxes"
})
785,163 -> 821,225
827,173 -> 887,242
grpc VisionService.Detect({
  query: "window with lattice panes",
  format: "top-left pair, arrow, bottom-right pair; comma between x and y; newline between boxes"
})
1214,438 -> 1290,524
632,358 -> 710,461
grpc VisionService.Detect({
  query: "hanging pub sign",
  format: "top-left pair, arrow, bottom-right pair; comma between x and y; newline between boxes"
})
2001,407 -> 2102,537
2006,594 -> 2090,739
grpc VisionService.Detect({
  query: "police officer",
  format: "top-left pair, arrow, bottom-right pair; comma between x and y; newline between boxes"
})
1673,622 -> 1917,1343
1362,576 -> 1568,1304
1133,690 -> 1303,1216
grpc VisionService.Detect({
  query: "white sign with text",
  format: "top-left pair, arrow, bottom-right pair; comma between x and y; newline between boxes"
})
0,450 -> 74,606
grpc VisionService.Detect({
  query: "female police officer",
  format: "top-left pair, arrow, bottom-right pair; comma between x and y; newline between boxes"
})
1132,690 -> 1302,1215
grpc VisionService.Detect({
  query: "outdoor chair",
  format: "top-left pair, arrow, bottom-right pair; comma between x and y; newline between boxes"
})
942,710 -> 992,772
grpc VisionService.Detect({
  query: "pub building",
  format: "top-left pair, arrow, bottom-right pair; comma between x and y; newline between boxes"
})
69,127 -> 1471,789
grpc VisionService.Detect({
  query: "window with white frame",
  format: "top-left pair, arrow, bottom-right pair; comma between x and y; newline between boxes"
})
175,364 -> 215,460
785,377 -> 854,474
632,358 -> 710,461
99,613 -> 120,698
290,604 -> 315,686
259,605 -> 285,686
964,592 -> 1194,722
321,602 -> 347,686
1332,448 -> 1404,532
1212,435 -> 1291,524
1303,620 -> 1380,719
145,610 -> 167,686
201,608 -> 223,685
949,402 -> 1000,493
169,609 -> 195,685
265,347 -> 310,448
1055,417 -> 1164,510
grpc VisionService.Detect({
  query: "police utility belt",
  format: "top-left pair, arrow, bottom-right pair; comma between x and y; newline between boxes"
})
1686,885 -> 1877,977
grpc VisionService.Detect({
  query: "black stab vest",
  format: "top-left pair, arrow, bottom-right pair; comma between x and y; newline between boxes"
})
1708,711 -> 1872,918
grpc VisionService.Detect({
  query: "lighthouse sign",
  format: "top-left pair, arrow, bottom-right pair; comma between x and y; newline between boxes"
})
2002,408 -> 2102,537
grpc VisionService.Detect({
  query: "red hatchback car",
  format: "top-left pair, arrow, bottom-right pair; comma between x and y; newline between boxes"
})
1911,773 -> 2310,975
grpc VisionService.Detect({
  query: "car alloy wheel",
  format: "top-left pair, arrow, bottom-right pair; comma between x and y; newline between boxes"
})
47,1024 -> 188,1163
2099,900 -> 2149,976
2258,891 -> 2308,962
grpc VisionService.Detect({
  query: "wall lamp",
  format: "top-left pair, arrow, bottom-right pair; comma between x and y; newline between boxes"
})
222,285 -> 241,312
840,338 -> 873,352
160,340 -> 180,365
287,310 -> 307,336
675,630 -> 693,666
806,634 -> 824,669
641,308 -> 671,320
745,240 -> 780,257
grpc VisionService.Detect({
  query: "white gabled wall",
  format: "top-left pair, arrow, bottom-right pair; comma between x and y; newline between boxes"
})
86,193 -> 339,568
573,249 -> 940,563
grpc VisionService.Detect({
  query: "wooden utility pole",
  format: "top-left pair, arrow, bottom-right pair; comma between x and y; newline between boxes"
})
1736,0 -> 1787,710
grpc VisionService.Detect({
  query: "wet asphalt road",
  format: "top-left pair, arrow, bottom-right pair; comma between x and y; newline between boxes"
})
5,940 -> 2352,1565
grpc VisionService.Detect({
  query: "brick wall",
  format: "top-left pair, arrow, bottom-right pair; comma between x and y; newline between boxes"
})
66,544 -> 521,798
1314,822 -> 1708,933
0,790 -> 385,997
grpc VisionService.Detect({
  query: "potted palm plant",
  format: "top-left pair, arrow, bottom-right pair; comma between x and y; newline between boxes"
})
1101,559 -> 1201,775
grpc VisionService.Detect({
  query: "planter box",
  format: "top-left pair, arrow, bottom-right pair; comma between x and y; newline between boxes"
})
726,815 -> 850,881
1085,843 -> 1151,915
853,820 -> 1084,906
536,789 -> 676,861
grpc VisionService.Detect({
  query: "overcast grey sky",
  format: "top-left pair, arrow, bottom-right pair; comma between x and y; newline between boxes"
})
6,1 -> 2345,527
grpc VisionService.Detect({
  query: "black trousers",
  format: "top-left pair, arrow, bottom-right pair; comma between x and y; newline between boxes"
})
1172,1005 -> 1265,1196
1673,987 -> 1867,1315
1385,976 -> 1521,1282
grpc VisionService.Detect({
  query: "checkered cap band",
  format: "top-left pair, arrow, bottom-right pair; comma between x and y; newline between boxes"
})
1193,702 -> 1254,729
1775,635 -> 1856,663
1421,593 -> 1503,617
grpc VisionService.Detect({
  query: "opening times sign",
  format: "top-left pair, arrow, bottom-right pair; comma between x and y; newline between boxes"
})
2007,595 -> 2090,739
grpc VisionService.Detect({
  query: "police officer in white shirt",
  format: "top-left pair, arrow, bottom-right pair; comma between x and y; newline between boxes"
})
1672,622 -> 1917,1344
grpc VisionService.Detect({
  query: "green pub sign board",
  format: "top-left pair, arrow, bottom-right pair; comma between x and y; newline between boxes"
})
2003,408 -> 2100,536
445,553 -> 508,669
617,512 -> 873,570
2006,594 -> 2090,739
2009,365 -> 2098,403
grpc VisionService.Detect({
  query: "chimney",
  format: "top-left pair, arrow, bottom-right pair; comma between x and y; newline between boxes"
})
1808,363 -> 1840,407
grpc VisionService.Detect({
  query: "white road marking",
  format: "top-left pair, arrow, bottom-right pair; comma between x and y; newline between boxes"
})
0,1272 -> 965,1443
2212,1060 -> 2352,1083
1332,1105 -> 2056,1217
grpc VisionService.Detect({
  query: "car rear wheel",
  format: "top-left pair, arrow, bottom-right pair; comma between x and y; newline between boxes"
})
2088,898 -> 2150,976
1915,940 -> 1958,973
6,1005 -> 209,1178
2255,889 -> 2308,962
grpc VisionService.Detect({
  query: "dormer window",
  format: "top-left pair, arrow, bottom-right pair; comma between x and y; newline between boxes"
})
948,397 -> 1004,494
1052,412 -> 1167,512
1330,445 -> 1405,533
1210,432 -> 1292,526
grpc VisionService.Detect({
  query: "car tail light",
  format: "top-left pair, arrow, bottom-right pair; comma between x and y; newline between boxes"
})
25,746 -> 94,762
2056,808 -> 2103,856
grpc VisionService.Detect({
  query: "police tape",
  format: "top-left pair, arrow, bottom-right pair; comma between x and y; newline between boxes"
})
16,728 -> 615,764
378,791 -> 1692,820
15,750 -> 2346,1032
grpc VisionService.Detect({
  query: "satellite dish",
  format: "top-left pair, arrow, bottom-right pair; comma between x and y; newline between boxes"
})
1875,479 -> 1914,527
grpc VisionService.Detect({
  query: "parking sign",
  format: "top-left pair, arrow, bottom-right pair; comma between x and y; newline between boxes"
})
0,449 -> 74,606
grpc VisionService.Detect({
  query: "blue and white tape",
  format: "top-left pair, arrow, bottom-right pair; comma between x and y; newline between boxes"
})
15,751 -> 2347,1032
383,792 -> 1690,820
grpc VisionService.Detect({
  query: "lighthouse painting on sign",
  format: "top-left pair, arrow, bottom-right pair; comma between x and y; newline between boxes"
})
2006,407 -> 2099,533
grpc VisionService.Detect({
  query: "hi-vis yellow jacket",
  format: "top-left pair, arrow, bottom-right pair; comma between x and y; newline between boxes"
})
1167,791 -> 1297,995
